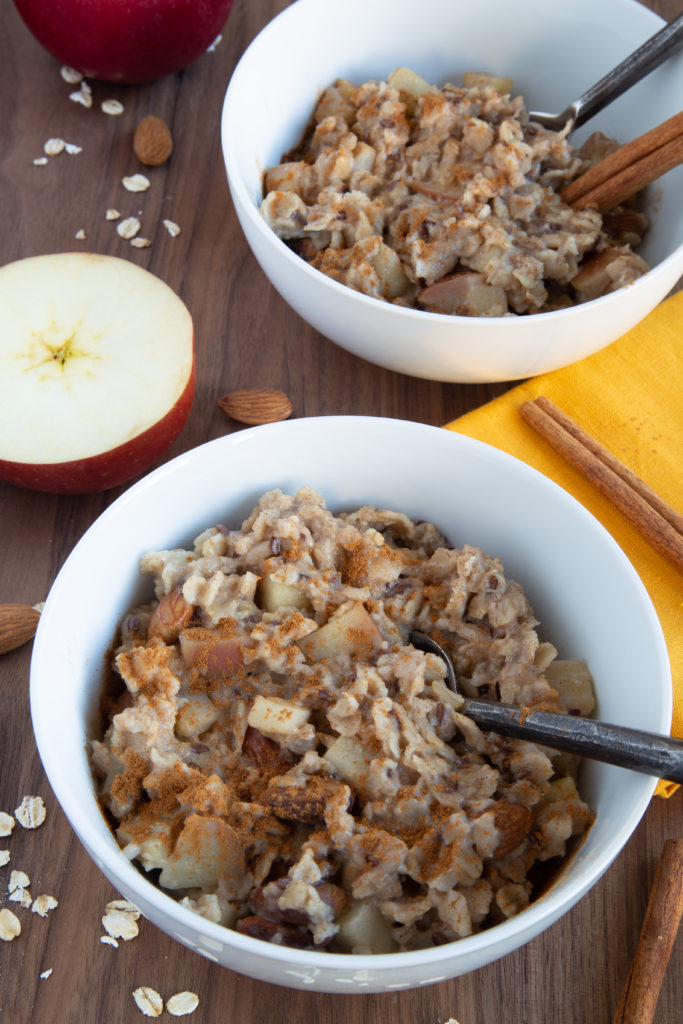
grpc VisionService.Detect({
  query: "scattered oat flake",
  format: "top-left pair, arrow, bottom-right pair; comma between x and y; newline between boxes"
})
102,908 -> 140,941
0,908 -> 21,942
64,142 -> 83,155
123,173 -> 151,192
207,33 -> 222,52
33,156 -> 49,166
130,237 -> 152,248
106,899 -> 141,915
0,851 -> 9,867
132,987 -> 164,1017
9,889 -> 32,908
166,992 -> 200,1017
100,935 -> 119,948
9,869 -> 30,892
0,812 -> 14,837
163,219 -> 181,237
106,208 -> 121,220
102,99 -> 124,115
70,85 -> 93,108
15,795 -> 46,829
32,894 -> 59,917
75,229 -> 86,240
44,137 -> 65,156
40,968 -> 53,979
60,65 -> 83,84
117,216 -> 141,239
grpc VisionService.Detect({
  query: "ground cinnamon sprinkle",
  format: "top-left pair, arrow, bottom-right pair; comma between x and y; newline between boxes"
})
110,750 -> 149,806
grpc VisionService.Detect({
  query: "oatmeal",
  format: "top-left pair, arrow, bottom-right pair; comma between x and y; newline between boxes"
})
260,69 -> 649,315
91,487 -> 594,953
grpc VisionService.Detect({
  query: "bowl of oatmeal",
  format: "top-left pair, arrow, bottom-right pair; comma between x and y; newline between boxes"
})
221,0 -> 683,382
30,416 -> 671,991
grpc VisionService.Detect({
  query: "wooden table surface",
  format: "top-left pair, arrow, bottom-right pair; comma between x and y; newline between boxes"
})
1,0 -> 681,1020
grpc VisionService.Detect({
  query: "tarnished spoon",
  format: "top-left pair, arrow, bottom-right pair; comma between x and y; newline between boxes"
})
410,630 -> 683,784
528,12 -> 683,132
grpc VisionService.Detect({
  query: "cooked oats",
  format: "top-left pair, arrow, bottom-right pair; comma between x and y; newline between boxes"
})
15,795 -> 46,829
166,991 -> 200,1016
91,486 -> 595,954
0,908 -> 21,941
132,987 -> 164,1017
261,69 -> 648,315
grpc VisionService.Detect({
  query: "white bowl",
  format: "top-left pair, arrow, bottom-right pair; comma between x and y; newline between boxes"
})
221,0 -> 683,383
30,417 -> 671,992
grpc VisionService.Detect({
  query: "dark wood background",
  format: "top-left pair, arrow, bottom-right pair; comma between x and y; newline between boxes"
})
0,0 -> 681,1020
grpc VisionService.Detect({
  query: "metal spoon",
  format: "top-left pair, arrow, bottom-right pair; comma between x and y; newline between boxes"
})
528,12 -> 683,132
410,630 -> 683,784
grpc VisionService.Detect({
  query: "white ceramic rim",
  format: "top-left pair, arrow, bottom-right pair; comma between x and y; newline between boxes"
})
30,417 -> 671,973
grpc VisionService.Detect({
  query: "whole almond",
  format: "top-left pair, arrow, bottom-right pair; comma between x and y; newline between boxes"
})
0,604 -> 41,656
491,800 -> 533,858
218,388 -> 293,426
133,115 -> 173,166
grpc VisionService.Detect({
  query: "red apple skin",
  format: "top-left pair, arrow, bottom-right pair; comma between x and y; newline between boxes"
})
12,0 -> 235,83
0,359 -> 195,495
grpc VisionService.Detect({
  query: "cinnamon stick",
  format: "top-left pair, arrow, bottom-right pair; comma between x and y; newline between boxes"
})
612,838 -> 683,1024
519,397 -> 683,575
561,110 -> 683,211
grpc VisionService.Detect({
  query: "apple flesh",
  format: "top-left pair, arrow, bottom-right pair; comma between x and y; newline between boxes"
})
0,252 -> 195,494
12,0 -> 235,83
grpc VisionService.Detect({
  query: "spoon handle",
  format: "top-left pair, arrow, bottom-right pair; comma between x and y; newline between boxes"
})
462,697 -> 683,784
570,13 -> 683,129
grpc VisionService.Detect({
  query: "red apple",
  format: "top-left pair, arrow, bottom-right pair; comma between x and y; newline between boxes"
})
12,0 -> 235,83
0,252 -> 195,494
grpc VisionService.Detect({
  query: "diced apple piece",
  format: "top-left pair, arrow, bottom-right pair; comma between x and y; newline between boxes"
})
257,575 -> 313,614
118,820 -> 175,873
159,814 -> 244,890
544,660 -> 596,717
419,273 -> 508,317
543,776 -> 580,805
297,603 -> 384,663
463,71 -> 514,95
335,899 -> 398,953
174,694 -> 220,739
572,247 -> 648,301
247,695 -> 310,737
179,632 -> 244,677
387,67 -> 437,99
0,253 -> 195,494
323,735 -> 375,789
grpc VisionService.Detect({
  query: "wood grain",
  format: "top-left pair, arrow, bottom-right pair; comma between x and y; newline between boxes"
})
0,1 -> 681,1022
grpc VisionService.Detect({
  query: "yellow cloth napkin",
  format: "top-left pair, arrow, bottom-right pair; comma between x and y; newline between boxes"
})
445,290 -> 683,798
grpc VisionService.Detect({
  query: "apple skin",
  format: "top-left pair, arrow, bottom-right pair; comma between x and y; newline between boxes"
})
12,0 -> 235,83
0,360 -> 195,495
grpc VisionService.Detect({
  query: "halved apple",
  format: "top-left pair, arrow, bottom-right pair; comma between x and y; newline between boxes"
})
0,253 -> 195,494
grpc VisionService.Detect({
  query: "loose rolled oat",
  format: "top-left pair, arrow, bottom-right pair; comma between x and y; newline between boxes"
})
60,66 -> 83,84
9,869 -> 30,892
102,898 -> 141,940
75,229 -> 86,240
31,894 -> 59,917
32,157 -> 48,166
40,968 -> 53,979
69,83 -> 93,108
100,935 -> 119,948
132,987 -> 164,1017
123,174 -> 151,193
0,908 -> 21,941
64,143 -> 83,155
166,992 -> 200,1017
163,219 -> 181,237
15,795 -> 46,829
44,138 -> 66,156
102,100 -> 124,116
130,237 -> 152,249
0,811 -> 14,837
0,850 -> 10,867
117,217 -> 141,240
106,209 -> 121,221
